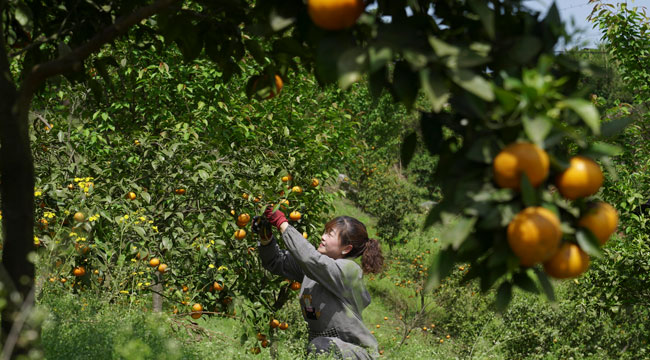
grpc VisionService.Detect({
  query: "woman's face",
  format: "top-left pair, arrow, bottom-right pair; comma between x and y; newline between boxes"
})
318,227 -> 351,259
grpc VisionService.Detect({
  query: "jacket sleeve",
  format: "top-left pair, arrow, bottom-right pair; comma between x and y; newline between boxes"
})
281,225 -> 363,299
258,236 -> 304,282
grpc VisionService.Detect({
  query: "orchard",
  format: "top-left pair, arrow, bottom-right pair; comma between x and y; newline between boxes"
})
0,0 -> 648,358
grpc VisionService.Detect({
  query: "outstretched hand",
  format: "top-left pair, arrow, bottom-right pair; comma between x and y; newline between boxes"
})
264,206 -> 288,230
251,215 -> 273,245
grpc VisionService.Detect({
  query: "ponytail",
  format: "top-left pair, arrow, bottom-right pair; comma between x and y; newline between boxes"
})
361,238 -> 384,274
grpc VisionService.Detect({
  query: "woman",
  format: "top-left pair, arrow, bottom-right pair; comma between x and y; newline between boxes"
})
256,207 -> 384,359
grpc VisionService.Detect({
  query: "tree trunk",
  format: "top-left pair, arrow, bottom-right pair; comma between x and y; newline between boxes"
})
0,84 -> 36,355
152,272 -> 163,312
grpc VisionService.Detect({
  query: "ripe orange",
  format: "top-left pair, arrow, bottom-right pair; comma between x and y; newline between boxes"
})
213,282 -> 224,291
507,207 -> 562,267
158,263 -> 168,273
242,193 -> 249,200
253,197 -> 261,203
308,0 -> 365,30
126,192 -> 137,200
73,212 -> 85,222
257,333 -> 266,341
235,229 -> 247,240
279,322 -> 288,330
289,211 -> 301,221
303,232 -> 308,239
493,142 -> 549,189
238,213 -> 251,225
72,266 -> 86,277
174,188 -> 186,195
149,258 -> 160,267
555,156 -> 603,200
281,175 -> 290,182
182,285 -> 188,292
291,186 -> 303,194
578,202 -> 618,244
310,178 -> 319,187
270,319 -> 280,328
543,243 -> 590,279
251,347 -> 261,355
261,339 -> 269,348
191,303 -> 203,319
290,281 -> 301,291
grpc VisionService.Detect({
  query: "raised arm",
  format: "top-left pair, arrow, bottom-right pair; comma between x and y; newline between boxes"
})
258,236 -> 305,282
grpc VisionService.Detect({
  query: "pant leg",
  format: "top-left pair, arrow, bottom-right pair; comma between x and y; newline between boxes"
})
307,337 -> 374,360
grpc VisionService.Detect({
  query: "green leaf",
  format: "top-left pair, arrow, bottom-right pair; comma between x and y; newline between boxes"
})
466,136 -> 499,163
393,61 -> 419,109
584,141 -> 623,157
495,282 -> 512,312
420,68 -> 450,113
513,270 -> 539,294
338,47 -> 367,89
442,216 -> 477,250
162,237 -> 173,251
509,36 -> 542,64
269,8 -> 295,31
368,46 -> 393,73
134,226 -> 147,239
14,3 -> 33,31
141,192 -> 151,204
400,132 -> 418,169
522,115 -> 552,145
424,248 -> 456,292
468,0 -> 495,39
520,173 -> 538,207
601,117 -> 633,137
419,112 -> 443,155
534,268 -> 556,302
449,69 -> 494,101
576,229 -> 604,258
244,39 -> 266,65
561,99 -> 601,135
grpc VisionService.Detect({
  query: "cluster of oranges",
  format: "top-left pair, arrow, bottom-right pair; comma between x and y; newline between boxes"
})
493,142 -> 618,278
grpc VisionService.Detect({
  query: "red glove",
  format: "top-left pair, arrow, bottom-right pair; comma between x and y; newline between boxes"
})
264,206 -> 288,230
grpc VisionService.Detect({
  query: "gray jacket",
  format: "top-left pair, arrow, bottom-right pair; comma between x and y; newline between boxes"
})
259,225 -> 379,357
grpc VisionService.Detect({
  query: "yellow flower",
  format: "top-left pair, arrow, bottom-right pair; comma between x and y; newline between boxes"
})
148,220 -> 154,224
69,232 -> 77,237
152,226 -> 158,232
33,236 -> 39,245
44,212 -> 55,218
131,258 -> 137,262
210,240 -> 215,244
144,282 -> 150,286
209,264 -> 215,269
137,283 -> 143,287
34,191 -> 42,197
139,216 -> 146,221
64,210 -> 70,215
123,214 -> 129,219
119,290 -> 129,294
83,187 -> 89,193
74,177 -> 82,182
217,265 -> 228,271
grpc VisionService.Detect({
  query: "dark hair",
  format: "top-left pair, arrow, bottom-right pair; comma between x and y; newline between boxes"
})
324,216 -> 384,274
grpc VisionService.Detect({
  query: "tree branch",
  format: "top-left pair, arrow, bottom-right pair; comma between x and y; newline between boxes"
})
17,0 -> 181,117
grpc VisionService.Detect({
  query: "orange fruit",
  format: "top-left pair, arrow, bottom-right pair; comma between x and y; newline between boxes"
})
238,213 -> 251,225
291,186 -> 303,194
174,188 -> 186,195
67,183 -> 75,190
257,333 -> 266,341
289,211 -> 301,221
149,258 -> 160,267
493,142 -> 549,189
310,178 -> 319,187
543,243 -> 590,279
73,212 -> 85,222
242,193 -> 249,200
182,285 -> 188,292
555,156 -> 603,200
72,266 -> 86,277
158,263 -> 168,273
261,339 -> 269,348
60,278 -> 67,283
251,347 -> 261,354
290,281 -> 301,291
212,282 -> 224,291
126,192 -> 136,200
507,207 -> 562,267
253,197 -> 261,203
303,232 -> 308,239
270,319 -> 280,328
578,202 -> 618,244
279,322 -> 288,330
191,303 -> 203,319
234,229 -> 247,240
308,0 -> 365,30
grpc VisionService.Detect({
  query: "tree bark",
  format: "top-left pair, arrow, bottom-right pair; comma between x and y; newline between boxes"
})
152,273 -> 163,312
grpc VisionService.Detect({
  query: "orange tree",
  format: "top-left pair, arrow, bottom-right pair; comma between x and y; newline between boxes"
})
0,0 -> 631,355
28,39 -> 368,353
